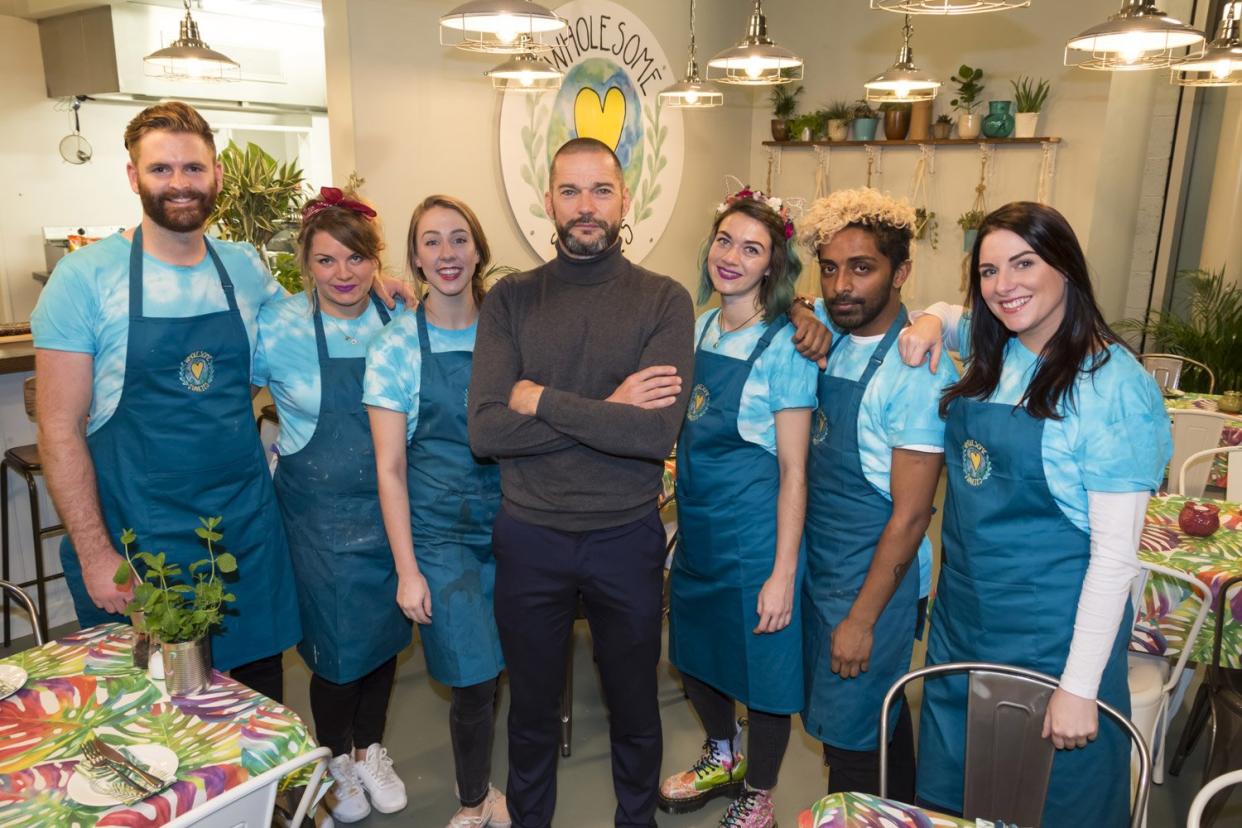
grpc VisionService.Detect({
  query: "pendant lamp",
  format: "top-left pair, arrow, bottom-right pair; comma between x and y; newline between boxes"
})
440,0 -> 566,54
707,0 -> 803,86
871,0 -> 1029,13
143,0 -> 240,82
660,0 -> 723,108
1066,0 -> 1206,71
486,39 -> 563,91
864,15 -> 940,102
1174,2 -> 1242,86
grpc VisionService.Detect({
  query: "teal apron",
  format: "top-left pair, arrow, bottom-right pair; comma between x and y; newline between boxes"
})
669,313 -> 805,714
60,228 -> 300,671
407,305 -> 504,688
801,308 -> 917,750
273,293 -> 412,684
917,390 -> 1132,827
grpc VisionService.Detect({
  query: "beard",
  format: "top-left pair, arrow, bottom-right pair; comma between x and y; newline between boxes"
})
138,182 -> 217,233
826,290 -> 890,331
556,214 -> 621,257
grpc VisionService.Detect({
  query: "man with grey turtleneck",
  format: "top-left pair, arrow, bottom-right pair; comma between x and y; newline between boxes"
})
469,138 -> 693,828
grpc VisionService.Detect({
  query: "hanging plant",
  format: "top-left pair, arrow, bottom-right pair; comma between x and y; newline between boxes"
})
914,208 -> 939,249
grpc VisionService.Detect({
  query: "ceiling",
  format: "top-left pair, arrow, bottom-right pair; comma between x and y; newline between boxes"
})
0,0 -> 322,21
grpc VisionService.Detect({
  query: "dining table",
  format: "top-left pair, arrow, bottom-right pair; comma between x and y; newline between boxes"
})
1164,391 -> 1242,489
1133,494 -> 1242,669
797,791 -> 999,827
0,623 -> 322,827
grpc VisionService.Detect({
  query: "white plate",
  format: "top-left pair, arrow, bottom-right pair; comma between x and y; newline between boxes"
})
0,664 -> 26,700
66,743 -> 179,807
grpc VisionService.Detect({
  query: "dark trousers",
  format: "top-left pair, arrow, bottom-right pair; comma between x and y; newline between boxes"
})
681,673 -> 791,791
308,657 -> 398,757
493,506 -> 667,828
451,677 -> 501,808
230,652 -> 285,703
822,695 -> 916,803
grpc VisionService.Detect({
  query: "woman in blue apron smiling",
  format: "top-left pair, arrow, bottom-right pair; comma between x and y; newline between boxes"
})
366,195 -> 509,828
663,190 -> 817,828
253,188 -> 410,823
899,202 -> 1171,826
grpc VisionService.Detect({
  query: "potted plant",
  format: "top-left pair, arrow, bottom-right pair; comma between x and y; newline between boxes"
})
825,100 -> 853,142
957,208 -> 986,251
769,84 -> 803,141
115,517 -> 238,695
915,207 -> 939,250
208,141 -> 306,266
932,113 -> 953,140
1011,76 -> 1050,138
879,101 -> 912,141
850,100 -> 880,141
950,64 -> 985,139
790,113 -> 819,142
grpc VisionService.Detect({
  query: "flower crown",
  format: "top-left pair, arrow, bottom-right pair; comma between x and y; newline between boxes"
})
716,186 -> 795,240
302,186 -> 377,222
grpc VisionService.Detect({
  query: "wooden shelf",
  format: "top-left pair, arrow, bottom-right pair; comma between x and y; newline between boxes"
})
762,137 -> 1061,148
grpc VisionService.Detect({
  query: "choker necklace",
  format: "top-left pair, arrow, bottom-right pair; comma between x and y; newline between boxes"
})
711,307 -> 762,348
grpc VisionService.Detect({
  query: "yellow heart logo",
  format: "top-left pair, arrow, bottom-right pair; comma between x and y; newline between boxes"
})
190,360 -> 204,380
574,86 -> 626,151
968,450 -> 981,471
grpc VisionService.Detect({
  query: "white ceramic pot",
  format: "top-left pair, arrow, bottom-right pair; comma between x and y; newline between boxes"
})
1013,111 -> 1040,139
957,112 -> 982,140
827,120 -> 849,142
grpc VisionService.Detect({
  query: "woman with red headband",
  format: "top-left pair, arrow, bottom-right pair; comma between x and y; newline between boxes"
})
252,187 -> 410,823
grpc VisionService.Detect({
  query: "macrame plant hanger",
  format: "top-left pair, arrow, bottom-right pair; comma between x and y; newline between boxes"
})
909,144 -> 936,253
1036,140 -> 1058,204
961,143 -> 994,292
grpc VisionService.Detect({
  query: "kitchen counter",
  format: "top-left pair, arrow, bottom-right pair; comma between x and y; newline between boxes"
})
0,335 -> 35,374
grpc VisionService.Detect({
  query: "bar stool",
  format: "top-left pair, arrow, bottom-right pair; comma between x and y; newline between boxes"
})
2,377 -> 65,646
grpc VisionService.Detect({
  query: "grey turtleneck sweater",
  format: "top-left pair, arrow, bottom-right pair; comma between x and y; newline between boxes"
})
468,241 -> 694,531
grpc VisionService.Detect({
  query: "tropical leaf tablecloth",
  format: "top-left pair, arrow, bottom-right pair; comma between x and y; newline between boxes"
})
0,623 -> 320,827
1133,495 -> 1242,669
1164,393 -> 1242,489
797,792 -> 987,827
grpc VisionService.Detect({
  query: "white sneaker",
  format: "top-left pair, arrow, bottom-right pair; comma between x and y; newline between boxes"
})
326,754 -> 370,824
355,743 -> 408,814
484,784 -> 511,828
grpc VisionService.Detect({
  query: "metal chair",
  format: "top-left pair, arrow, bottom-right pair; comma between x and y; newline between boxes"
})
1179,446 -> 1242,503
2,376 -> 64,646
1187,768 -> 1242,828
0,579 -> 44,647
879,661 -> 1150,828
1170,410 -> 1232,498
1128,562 -> 1213,785
164,745 -> 330,828
1168,575 -> 1242,828
1143,353 -> 1216,394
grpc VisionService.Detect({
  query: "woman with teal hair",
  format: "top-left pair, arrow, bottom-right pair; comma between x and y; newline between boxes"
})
662,190 -> 817,828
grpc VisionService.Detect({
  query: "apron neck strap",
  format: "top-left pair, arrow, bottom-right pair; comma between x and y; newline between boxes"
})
857,304 -> 909,387
746,316 -> 787,366
415,303 -> 431,353
370,291 -> 392,325
128,226 -> 236,319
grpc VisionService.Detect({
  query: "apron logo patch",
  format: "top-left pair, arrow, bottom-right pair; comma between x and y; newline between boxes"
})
811,409 -> 829,445
686,383 -> 711,421
179,351 -> 215,393
962,439 -> 991,487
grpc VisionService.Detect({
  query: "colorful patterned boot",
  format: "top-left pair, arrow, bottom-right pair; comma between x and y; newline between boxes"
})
657,738 -> 747,813
719,788 -> 776,828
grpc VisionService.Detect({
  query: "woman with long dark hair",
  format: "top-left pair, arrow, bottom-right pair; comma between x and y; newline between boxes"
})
899,201 -> 1170,826
661,190 -> 816,828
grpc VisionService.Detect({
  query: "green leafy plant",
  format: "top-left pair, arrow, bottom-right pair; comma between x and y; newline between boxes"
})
915,207 -> 939,249
769,84 -> 804,120
789,113 -> 821,140
935,113 -> 954,125
114,517 -> 238,644
956,209 -> 986,231
1012,75 -> 1050,113
852,99 -> 879,120
1115,268 -> 1242,393
208,141 -> 306,259
824,100 -> 853,121
269,252 -> 303,295
950,64 -> 985,114
480,263 -> 520,292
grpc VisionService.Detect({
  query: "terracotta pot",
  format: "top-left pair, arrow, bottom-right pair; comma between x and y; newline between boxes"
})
931,121 -> 952,140
909,100 -> 933,140
883,108 -> 911,141
827,119 -> 849,142
1179,501 -> 1221,537
957,112 -> 982,140
771,119 -> 790,141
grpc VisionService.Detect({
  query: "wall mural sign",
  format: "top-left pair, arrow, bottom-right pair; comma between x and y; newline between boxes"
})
498,0 -> 684,264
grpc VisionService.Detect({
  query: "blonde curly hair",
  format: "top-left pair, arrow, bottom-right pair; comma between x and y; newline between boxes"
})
798,188 -> 917,252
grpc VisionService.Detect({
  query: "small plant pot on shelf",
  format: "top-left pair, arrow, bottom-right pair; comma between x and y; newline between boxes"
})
909,101 -> 933,140
827,120 -> 849,142
931,121 -> 952,140
883,108 -> 911,141
981,100 -> 1014,138
962,228 -> 978,252
957,113 -> 981,140
851,117 -> 880,141
771,119 -> 790,141
1013,111 -> 1040,139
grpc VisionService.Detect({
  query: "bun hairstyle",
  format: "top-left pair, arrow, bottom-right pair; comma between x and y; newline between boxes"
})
406,195 -> 492,307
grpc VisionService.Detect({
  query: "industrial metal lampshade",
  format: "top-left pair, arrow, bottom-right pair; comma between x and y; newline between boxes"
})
871,0 -> 1030,13
707,0 -> 803,86
1173,1 -> 1242,86
486,45 -> 563,91
143,0 -> 240,82
660,0 -> 723,108
1066,0 -> 1206,71
864,15 -> 940,102
440,0 -> 566,54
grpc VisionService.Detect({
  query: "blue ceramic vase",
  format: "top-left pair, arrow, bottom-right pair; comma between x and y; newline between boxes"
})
982,100 -> 1015,138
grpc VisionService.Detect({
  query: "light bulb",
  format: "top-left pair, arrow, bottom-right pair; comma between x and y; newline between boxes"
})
519,73 -> 534,87
893,82 -> 912,99
1212,59 -> 1234,79
684,91 -> 699,104
744,58 -> 765,79
1120,42 -> 1145,65
495,15 -> 519,44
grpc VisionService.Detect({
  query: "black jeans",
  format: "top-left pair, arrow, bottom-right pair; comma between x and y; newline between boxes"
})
309,657 -> 398,757
451,677 -> 501,807
681,673 -> 792,792
822,696 -> 916,803
230,652 -> 285,703
492,506 -> 667,828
